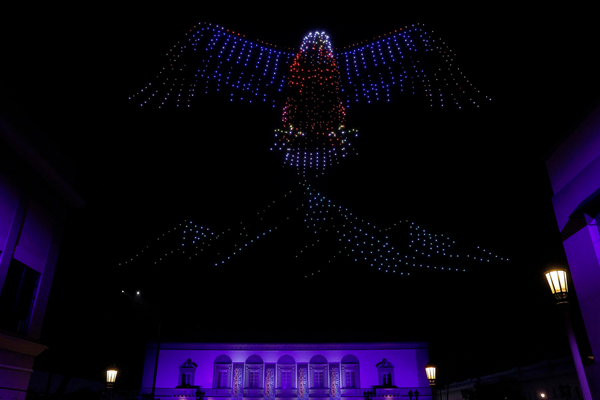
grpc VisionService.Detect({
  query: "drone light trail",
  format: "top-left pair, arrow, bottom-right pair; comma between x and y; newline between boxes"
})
117,184 -> 507,278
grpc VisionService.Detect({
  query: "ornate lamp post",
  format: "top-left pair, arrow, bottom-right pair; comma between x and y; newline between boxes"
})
544,268 -> 592,400
106,365 -> 118,400
425,363 -> 436,400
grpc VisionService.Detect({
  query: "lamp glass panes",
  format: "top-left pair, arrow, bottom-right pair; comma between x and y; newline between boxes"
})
545,269 -> 568,300
107,367 -> 118,383
425,365 -> 436,382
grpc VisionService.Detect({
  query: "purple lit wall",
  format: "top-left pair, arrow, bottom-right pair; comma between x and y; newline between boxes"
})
140,343 -> 432,399
0,107 -> 84,400
545,101 -> 600,398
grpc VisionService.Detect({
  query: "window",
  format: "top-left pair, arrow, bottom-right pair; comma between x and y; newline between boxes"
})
0,258 -> 40,335
218,370 -> 229,388
382,373 -> 392,386
313,370 -> 324,388
277,355 -> 296,390
345,370 -> 355,388
249,370 -> 261,388
245,355 -> 264,389
178,359 -> 197,388
214,355 -> 232,389
309,355 -> 328,389
281,370 -> 292,389
376,359 -> 395,387
341,355 -> 359,389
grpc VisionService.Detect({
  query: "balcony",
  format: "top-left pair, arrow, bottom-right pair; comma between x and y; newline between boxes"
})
308,388 -> 330,397
243,388 -> 264,397
208,388 -> 232,396
275,388 -> 297,397
195,386 -> 427,399
173,387 -> 202,399
369,388 -> 404,397
340,388 -> 362,396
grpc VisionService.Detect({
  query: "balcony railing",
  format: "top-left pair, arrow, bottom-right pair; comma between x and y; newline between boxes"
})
309,387 -> 331,397
141,387 -> 433,400
244,388 -> 265,397
276,388 -> 298,397
340,388 -> 362,396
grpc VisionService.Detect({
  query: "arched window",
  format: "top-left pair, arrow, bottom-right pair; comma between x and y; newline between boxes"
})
214,355 -> 233,388
277,355 -> 296,389
245,355 -> 264,389
341,355 -> 359,388
309,355 -> 328,389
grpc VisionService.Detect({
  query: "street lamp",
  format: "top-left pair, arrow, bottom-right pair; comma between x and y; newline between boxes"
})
107,365 -> 118,384
544,268 -> 592,400
545,269 -> 568,303
106,365 -> 118,400
425,363 -> 436,400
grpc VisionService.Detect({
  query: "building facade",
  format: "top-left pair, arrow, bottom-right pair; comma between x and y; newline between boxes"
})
545,100 -> 600,398
140,342 -> 433,400
0,94 -> 83,400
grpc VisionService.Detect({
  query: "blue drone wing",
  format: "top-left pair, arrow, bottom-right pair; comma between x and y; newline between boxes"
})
130,22 -> 295,108
336,23 -> 490,109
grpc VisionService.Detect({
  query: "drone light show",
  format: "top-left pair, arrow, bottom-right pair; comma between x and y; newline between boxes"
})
128,22 -> 502,278
272,32 -> 357,175
130,22 -> 490,175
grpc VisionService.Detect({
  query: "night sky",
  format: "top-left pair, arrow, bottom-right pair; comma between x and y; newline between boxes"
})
2,5 -> 600,391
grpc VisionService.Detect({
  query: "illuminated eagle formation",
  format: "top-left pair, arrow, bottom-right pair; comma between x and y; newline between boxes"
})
127,23 -> 503,278
131,23 -> 489,176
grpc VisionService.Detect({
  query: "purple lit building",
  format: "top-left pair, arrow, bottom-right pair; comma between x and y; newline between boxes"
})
140,342 -> 433,400
0,95 -> 83,400
545,100 -> 600,398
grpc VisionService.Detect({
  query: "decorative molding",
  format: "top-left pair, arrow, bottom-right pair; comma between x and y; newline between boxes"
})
152,342 -> 428,351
